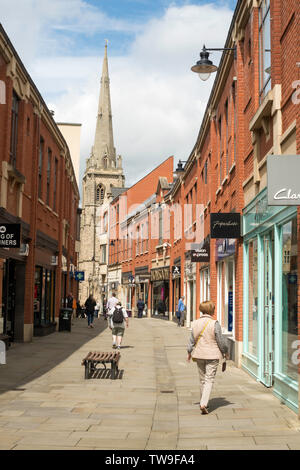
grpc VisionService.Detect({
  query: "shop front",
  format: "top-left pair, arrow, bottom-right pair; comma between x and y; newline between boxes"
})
135,267 -> 150,316
216,238 -> 236,334
172,259 -> 181,318
184,257 -> 197,327
121,271 -> 135,315
34,245 -> 58,337
0,217 -> 29,342
242,187 -> 298,412
151,267 -> 170,318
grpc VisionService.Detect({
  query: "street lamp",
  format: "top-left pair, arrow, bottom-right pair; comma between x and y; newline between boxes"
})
191,45 -> 236,81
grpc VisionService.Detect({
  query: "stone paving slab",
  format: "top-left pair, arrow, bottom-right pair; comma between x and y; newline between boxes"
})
0,317 -> 299,450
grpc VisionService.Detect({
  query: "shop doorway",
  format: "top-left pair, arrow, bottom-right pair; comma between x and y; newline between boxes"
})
2,259 -> 16,341
152,281 -> 169,318
261,231 -> 274,387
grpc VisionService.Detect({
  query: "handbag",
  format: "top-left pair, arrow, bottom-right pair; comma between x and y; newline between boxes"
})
222,359 -> 227,372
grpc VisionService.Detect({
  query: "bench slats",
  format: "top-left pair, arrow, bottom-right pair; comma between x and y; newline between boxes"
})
82,351 -> 120,365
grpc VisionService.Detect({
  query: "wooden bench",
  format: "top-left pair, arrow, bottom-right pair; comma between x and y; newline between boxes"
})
81,351 -> 121,380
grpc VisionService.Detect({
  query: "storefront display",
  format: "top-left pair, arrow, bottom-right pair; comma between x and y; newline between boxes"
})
34,266 -> 56,327
243,188 -> 298,412
151,267 -> 170,317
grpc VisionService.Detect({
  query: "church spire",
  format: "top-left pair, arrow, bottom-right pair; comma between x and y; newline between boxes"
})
91,41 -> 117,169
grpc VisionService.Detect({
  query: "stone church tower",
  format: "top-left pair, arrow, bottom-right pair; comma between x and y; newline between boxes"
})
79,43 -> 125,304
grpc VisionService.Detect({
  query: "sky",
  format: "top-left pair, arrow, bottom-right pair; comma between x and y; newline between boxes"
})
0,0 -> 237,197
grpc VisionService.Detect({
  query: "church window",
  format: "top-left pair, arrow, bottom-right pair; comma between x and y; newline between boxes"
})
96,184 -> 105,203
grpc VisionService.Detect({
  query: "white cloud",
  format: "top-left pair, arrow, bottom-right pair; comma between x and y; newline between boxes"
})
0,1 -> 234,193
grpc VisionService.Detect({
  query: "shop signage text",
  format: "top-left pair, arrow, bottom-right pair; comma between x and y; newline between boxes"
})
151,268 -> 170,282
0,223 -> 21,248
191,241 -> 210,262
267,155 -> 300,206
210,213 -> 241,239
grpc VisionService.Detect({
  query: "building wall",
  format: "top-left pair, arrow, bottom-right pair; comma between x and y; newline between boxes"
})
0,25 -> 79,342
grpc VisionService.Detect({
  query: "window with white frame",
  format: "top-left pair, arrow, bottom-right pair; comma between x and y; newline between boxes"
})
259,0 -> 271,101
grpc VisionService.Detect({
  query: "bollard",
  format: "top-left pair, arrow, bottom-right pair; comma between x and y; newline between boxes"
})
0,340 -> 6,365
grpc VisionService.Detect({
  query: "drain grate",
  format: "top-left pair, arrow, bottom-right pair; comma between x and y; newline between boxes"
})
160,390 -> 175,394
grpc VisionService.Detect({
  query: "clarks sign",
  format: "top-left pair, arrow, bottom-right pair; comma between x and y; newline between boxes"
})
210,213 -> 241,239
267,155 -> 300,206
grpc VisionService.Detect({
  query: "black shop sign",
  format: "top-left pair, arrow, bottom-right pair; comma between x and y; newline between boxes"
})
191,242 -> 210,262
0,223 -> 21,248
210,213 -> 241,239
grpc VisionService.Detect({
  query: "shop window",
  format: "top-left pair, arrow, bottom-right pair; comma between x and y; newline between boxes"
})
34,267 -> 56,326
281,218 -> 298,382
248,239 -> 258,358
200,268 -> 210,303
259,0 -> 271,102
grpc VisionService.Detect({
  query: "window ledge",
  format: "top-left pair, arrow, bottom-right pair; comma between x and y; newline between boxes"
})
221,176 -> 228,186
216,186 -> 222,196
229,162 -> 236,174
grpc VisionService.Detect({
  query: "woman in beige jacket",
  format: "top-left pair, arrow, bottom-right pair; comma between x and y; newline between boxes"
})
187,300 -> 228,414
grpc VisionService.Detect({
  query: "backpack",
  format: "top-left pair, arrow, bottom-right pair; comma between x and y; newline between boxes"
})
112,307 -> 124,324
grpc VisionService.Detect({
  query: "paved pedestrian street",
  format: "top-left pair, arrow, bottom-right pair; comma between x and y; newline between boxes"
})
0,317 -> 299,450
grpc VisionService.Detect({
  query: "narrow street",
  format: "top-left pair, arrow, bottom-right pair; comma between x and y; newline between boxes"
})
0,317 -> 299,450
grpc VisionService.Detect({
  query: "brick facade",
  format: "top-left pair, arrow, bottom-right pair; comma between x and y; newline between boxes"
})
0,25 -> 79,342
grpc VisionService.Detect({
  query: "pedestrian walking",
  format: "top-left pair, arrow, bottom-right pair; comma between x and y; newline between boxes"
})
72,297 -> 77,321
187,300 -> 228,415
76,300 -> 82,318
106,292 -> 119,326
177,296 -> 186,327
66,292 -> 73,309
94,301 -> 100,318
137,298 -> 145,318
110,301 -> 129,349
85,294 -> 96,328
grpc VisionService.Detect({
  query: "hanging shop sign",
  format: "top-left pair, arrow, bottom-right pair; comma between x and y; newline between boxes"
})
0,223 -> 21,248
210,213 -> 241,239
267,155 -> 300,206
191,244 -> 210,262
172,266 -> 181,278
215,238 -> 236,261
75,271 -> 85,281
150,267 -> 170,282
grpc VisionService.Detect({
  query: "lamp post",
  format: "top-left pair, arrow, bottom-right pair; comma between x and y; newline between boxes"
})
191,45 -> 236,81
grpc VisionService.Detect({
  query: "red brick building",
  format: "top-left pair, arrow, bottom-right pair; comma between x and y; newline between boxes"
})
0,24 -> 80,342
108,156 -> 174,315
107,0 -> 300,415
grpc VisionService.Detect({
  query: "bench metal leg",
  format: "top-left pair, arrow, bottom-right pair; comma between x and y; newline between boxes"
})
85,361 -> 90,379
111,361 -> 116,380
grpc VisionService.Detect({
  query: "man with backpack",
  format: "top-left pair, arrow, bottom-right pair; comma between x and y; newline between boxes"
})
110,301 -> 129,350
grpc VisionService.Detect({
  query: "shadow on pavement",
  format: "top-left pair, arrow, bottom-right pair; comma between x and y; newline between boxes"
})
206,397 -> 234,412
90,368 -> 124,380
0,317 -> 109,395
193,397 -> 234,412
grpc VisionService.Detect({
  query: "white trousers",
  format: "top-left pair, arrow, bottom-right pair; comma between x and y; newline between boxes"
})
195,359 -> 219,407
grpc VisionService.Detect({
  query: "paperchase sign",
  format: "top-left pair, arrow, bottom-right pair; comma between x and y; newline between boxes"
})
210,213 -> 241,239
267,155 -> 300,205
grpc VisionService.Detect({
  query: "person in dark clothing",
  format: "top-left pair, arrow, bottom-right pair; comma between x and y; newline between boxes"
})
137,299 -> 145,318
85,295 -> 96,328
66,292 -> 73,309
76,300 -> 82,318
